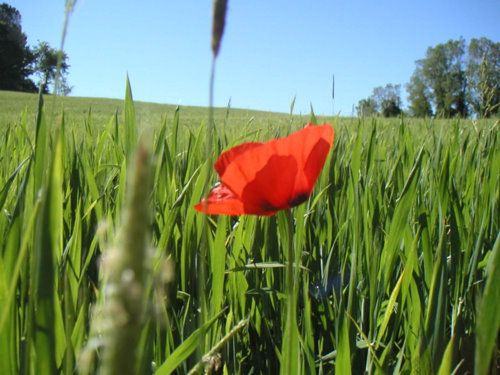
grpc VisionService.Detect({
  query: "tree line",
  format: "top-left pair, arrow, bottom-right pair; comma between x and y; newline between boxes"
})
356,37 -> 499,118
0,3 -> 70,94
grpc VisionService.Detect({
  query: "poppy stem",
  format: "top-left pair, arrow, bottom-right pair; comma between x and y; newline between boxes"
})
285,208 -> 296,301
281,208 -> 299,373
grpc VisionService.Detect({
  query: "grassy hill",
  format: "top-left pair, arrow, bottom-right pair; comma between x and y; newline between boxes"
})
0,90 -> 338,132
2,90 -> 492,136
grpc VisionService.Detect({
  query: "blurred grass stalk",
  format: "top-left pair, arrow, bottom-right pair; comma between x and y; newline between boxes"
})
195,0 -> 229,356
99,144 -> 153,375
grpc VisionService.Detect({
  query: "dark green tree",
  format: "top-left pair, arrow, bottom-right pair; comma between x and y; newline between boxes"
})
32,41 -> 71,94
356,97 -> 378,117
0,3 -> 36,91
466,37 -> 500,117
406,65 -> 433,117
372,84 -> 402,117
411,38 -> 468,117
356,84 -> 402,117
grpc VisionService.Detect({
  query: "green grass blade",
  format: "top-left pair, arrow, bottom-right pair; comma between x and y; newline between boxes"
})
124,75 -> 137,157
0,156 -> 30,211
32,129 -> 65,374
0,257 -> 18,374
475,230 -> 500,375
209,216 -> 227,321
33,89 -> 48,193
437,335 -> 454,375
155,311 -> 224,375
336,317 -> 352,374
376,269 -> 404,343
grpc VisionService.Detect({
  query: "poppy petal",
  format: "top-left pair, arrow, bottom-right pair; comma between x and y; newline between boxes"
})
218,143 -> 273,197
240,154 -> 298,213
289,124 -> 334,195
302,137 -> 332,189
220,124 -> 333,200
214,142 -> 263,177
194,183 -> 246,215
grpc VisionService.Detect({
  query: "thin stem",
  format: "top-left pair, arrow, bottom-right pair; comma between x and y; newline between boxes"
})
197,56 -> 217,358
187,318 -> 248,375
285,209 -> 295,299
207,57 -> 216,170
281,208 -> 298,374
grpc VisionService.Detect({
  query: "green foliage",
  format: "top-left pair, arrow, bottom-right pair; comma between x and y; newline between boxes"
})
356,97 -> 378,117
420,38 -> 468,117
376,84 -> 402,117
407,37 -> 500,118
475,231 -> 500,375
467,37 -> 500,118
0,3 -> 70,94
406,66 -> 433,117
32,41 -> 71,95
356,84 -> 402,118
0,91 -> 498,374
0,3 -> 36,91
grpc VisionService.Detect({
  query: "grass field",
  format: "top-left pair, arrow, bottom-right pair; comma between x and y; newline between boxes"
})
0,90 -> 320,133
0,88 -> 499,374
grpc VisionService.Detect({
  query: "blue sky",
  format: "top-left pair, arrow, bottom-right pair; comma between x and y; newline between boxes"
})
6,0 -> 500,116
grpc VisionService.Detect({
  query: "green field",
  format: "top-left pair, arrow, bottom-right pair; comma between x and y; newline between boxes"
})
0,89 -> 499,374
0,90 -> 320,133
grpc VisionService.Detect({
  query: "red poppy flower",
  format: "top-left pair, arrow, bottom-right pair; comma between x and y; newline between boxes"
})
195,123 -> 334,216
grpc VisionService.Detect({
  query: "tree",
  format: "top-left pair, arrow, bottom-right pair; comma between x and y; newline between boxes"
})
372,84 -> 402,117
466,37 -> 500,117
406,66 -> 433,117
356,84 -> 402,117
32,41 -> 71,95
0,3 -> 36,91
356,97 -> 378,117
0,3 -> 71,94
409,38 -> 468,118
406,37 -> 499,118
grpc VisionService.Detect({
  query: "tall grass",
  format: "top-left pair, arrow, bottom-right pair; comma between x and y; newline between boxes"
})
0,87 -> 498,373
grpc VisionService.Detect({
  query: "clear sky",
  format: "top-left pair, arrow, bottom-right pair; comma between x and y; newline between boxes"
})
6,0 -> 500,116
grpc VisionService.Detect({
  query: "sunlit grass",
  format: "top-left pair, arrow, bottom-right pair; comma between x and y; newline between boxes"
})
0,88 -> 498,374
